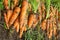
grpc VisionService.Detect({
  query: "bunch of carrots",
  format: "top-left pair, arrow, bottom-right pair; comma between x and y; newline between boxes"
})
3,0 -> 58,39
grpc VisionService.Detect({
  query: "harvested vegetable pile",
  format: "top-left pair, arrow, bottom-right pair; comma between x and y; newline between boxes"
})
0,0 -> 59,39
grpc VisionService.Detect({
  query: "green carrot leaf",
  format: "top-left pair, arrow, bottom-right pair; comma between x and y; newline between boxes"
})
8,0 -> 10,8
29,0 -> 40,13
46,0 -> 51,19
4,23 -> 7,29
0,1 -> 4,10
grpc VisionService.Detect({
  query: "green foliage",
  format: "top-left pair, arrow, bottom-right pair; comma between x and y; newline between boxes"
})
46,0 -> 51,19
4,22 -> 7,29
0,0 -> 3,2
23,26 -> 44,40
29,0 -> 40,13
24,29 -> 32,40
0,0 -> 4,10
8,0 -> 11,8
51,0 -> 60,12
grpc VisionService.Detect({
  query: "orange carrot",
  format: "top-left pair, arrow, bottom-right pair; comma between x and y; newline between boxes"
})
20,0 -> 28,28
13,18 -> 19,32
7,10 -> 12,23
20,24 -> 27,38
46,19 -> 50,36
50,6 -> 54,11
15,24 -> 19,33
38,6 -> 42,22
53,9 -> 57,36
9,7 -> 20,26
23,26 -> 27,31
19,14 -> 28,38
32,15 -> 38,28
41,19 -> 47,30
4,13 -> 9,28
3,0 -> 9,9
50,6 -> 54,17
19,0 -> 28,38
19,27 -> 24,38
19,26 -> 27,38
27,13 -> 34,29
23,15 -> 27,31
48,30 -> 53,38
48,16 -> 53,38
53,27 -> 57,36
41,3 -> 45,12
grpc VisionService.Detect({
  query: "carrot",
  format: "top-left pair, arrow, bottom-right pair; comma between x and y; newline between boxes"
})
47,15 -> 53,38
7,10 -> 12,23
19,0 -> 28,28
41,3 -> 46,19
27,13 -> 34,29
41,19 -> 47,30
23,26 -> 27,31
50,6 -> 54,17
48,30 -> 53,38
20,15 -> 27,32
23,15 -> 27,31
33,20 -> 38,28
50,6 -> 54,12
19,27 -> 24,38
5,10 -> 13,29
48,15 -> 53,38
20,25 -> 27,38
41,3 -> 45,12
4,13 -> 9,28
13,18 -> 19,32
15,25 -> 19,33
53,26 -> 57,36
38,6 -> 42,22
19,14 -> 28,38
32,14 -> 38,28
46,19 -> 50,36
53,9 -> 57,36
9,7 -> 20,26
3,0 -> 9,9
19,26 -> 27,38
